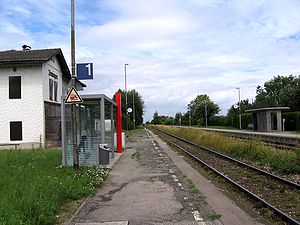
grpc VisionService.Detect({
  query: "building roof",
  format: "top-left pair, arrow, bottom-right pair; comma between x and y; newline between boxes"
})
0,48 -> 62,64
0,48 -> 86,87
245,107 -> 290,113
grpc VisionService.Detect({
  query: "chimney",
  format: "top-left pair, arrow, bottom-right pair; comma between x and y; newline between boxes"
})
22,45 -> 31,50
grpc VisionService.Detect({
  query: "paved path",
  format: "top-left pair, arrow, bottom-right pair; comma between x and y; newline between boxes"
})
68,128 -> 266,225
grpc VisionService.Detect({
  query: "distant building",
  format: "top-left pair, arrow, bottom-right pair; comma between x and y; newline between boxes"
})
0,47 -> 85,148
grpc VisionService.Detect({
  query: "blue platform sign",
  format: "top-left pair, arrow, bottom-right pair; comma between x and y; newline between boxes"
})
77,63 -> 93,80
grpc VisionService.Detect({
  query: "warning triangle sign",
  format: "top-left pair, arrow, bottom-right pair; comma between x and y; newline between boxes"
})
65,87 -> 83,104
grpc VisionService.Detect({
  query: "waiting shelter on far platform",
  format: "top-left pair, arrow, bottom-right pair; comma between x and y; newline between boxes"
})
245,107 -> 289,132
61,94 -> 122,167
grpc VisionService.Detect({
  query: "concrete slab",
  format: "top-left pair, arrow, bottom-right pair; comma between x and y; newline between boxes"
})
149,129 -> 265,225
68,128 -> 266,225
75,222 -> 128,225
70,129 -> 216,225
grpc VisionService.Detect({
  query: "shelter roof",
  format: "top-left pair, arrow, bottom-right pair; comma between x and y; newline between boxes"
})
245,107 -> 290,113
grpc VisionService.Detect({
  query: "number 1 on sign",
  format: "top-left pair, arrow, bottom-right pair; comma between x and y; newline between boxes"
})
86,63 -> 91,76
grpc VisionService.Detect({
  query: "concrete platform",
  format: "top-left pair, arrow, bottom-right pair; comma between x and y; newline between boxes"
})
67,128 -> 266,225
75,222 -> 128,225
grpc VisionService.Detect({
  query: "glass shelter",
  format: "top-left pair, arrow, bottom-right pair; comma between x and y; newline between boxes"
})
61,94 -> 117,166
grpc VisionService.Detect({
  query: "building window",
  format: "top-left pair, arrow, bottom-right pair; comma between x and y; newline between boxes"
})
49,79 -> 53,101
54,81 -> 58,101
10,121 -> 22,141
9,76 -> 21,99
49,71 -> 58,102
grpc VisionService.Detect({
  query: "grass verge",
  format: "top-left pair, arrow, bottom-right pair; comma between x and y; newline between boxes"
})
154,125 -> 300,175
0,149 -> 108,225
131,152 -> 140,160
185,179 -> 207,202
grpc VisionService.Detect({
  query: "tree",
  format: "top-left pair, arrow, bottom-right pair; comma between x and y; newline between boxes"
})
227,99 -> 252,117
113,89 -> 145,130
226,99 -> 253,128
174,112 -> 183,125
253,75 -> 300,111
151,112 -> 174,125
151,111 -> 160,125
188,94 -> 220,126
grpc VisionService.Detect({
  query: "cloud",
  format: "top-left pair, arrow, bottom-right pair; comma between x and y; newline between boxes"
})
1,0 -> 300,122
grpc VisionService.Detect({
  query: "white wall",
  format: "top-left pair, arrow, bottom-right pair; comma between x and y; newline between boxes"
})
0,65 -> 44,146
42,56 -> 64,103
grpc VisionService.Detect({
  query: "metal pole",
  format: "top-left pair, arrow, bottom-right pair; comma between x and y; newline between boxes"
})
71,0 -> 79,169
205,101 -> 208,127
179,114 -> 181,126
110,103 -> 115,159
124,64 -> 129,131
236,87 -> 242,129
133,89 -> 136,129
188,104 -> 191,126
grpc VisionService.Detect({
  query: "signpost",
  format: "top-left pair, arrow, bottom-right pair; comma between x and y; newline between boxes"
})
65,87 -> 83,104
77,63 -> 93,80
70,0 -> 79,169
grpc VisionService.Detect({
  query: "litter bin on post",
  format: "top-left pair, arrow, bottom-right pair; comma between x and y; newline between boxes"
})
99,144 -> 110,165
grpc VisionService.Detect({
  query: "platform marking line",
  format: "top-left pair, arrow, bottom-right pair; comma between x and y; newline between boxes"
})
192,210 -> 204,222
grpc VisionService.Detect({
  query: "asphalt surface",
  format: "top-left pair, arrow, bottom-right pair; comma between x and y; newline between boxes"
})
68,128 -> 265,225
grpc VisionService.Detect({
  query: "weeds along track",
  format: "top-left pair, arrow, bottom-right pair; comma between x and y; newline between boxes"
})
152,128 -> 300,225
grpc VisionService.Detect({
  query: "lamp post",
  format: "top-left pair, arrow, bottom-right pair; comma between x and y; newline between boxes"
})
205,101 -> 208,127
188,104 -> 191,126
236,87 -> 242,129
133,89 -> 136,129
124,64 -> 129,131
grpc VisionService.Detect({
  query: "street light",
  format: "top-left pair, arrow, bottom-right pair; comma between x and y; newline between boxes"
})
133,89 -> 136,129
188,104 -> 191,126
204,100 -> 208,127
124,64 -> 129,131
236,87 -> 242,129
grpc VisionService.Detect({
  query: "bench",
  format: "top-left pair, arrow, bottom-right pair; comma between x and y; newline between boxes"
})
0,143 -> 20,150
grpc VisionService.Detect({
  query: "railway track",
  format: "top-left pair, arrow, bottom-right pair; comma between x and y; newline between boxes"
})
152,128 -> 300,225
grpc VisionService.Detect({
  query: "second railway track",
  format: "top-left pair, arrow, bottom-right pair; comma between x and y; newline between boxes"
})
152,128 -> 300,225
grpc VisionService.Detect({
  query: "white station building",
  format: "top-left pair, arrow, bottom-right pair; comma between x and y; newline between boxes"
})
0,47 -> 85,149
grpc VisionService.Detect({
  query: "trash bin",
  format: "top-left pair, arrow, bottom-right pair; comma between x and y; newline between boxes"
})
99,144 -> 110,165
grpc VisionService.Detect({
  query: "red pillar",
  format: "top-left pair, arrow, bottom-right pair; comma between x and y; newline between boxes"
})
116,92 -> 123,153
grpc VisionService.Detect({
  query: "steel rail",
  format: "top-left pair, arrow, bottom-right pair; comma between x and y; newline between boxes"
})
153,128 -> 300,225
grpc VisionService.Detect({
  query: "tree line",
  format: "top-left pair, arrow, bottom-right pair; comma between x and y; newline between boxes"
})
151,75 -> 300,130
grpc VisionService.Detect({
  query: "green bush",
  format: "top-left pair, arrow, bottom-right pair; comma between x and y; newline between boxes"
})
209,116 -> 227,126
282,111 -> 300,131
209,114 -> 253,128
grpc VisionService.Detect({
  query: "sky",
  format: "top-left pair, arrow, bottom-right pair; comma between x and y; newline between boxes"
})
1,0 -> 300,122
